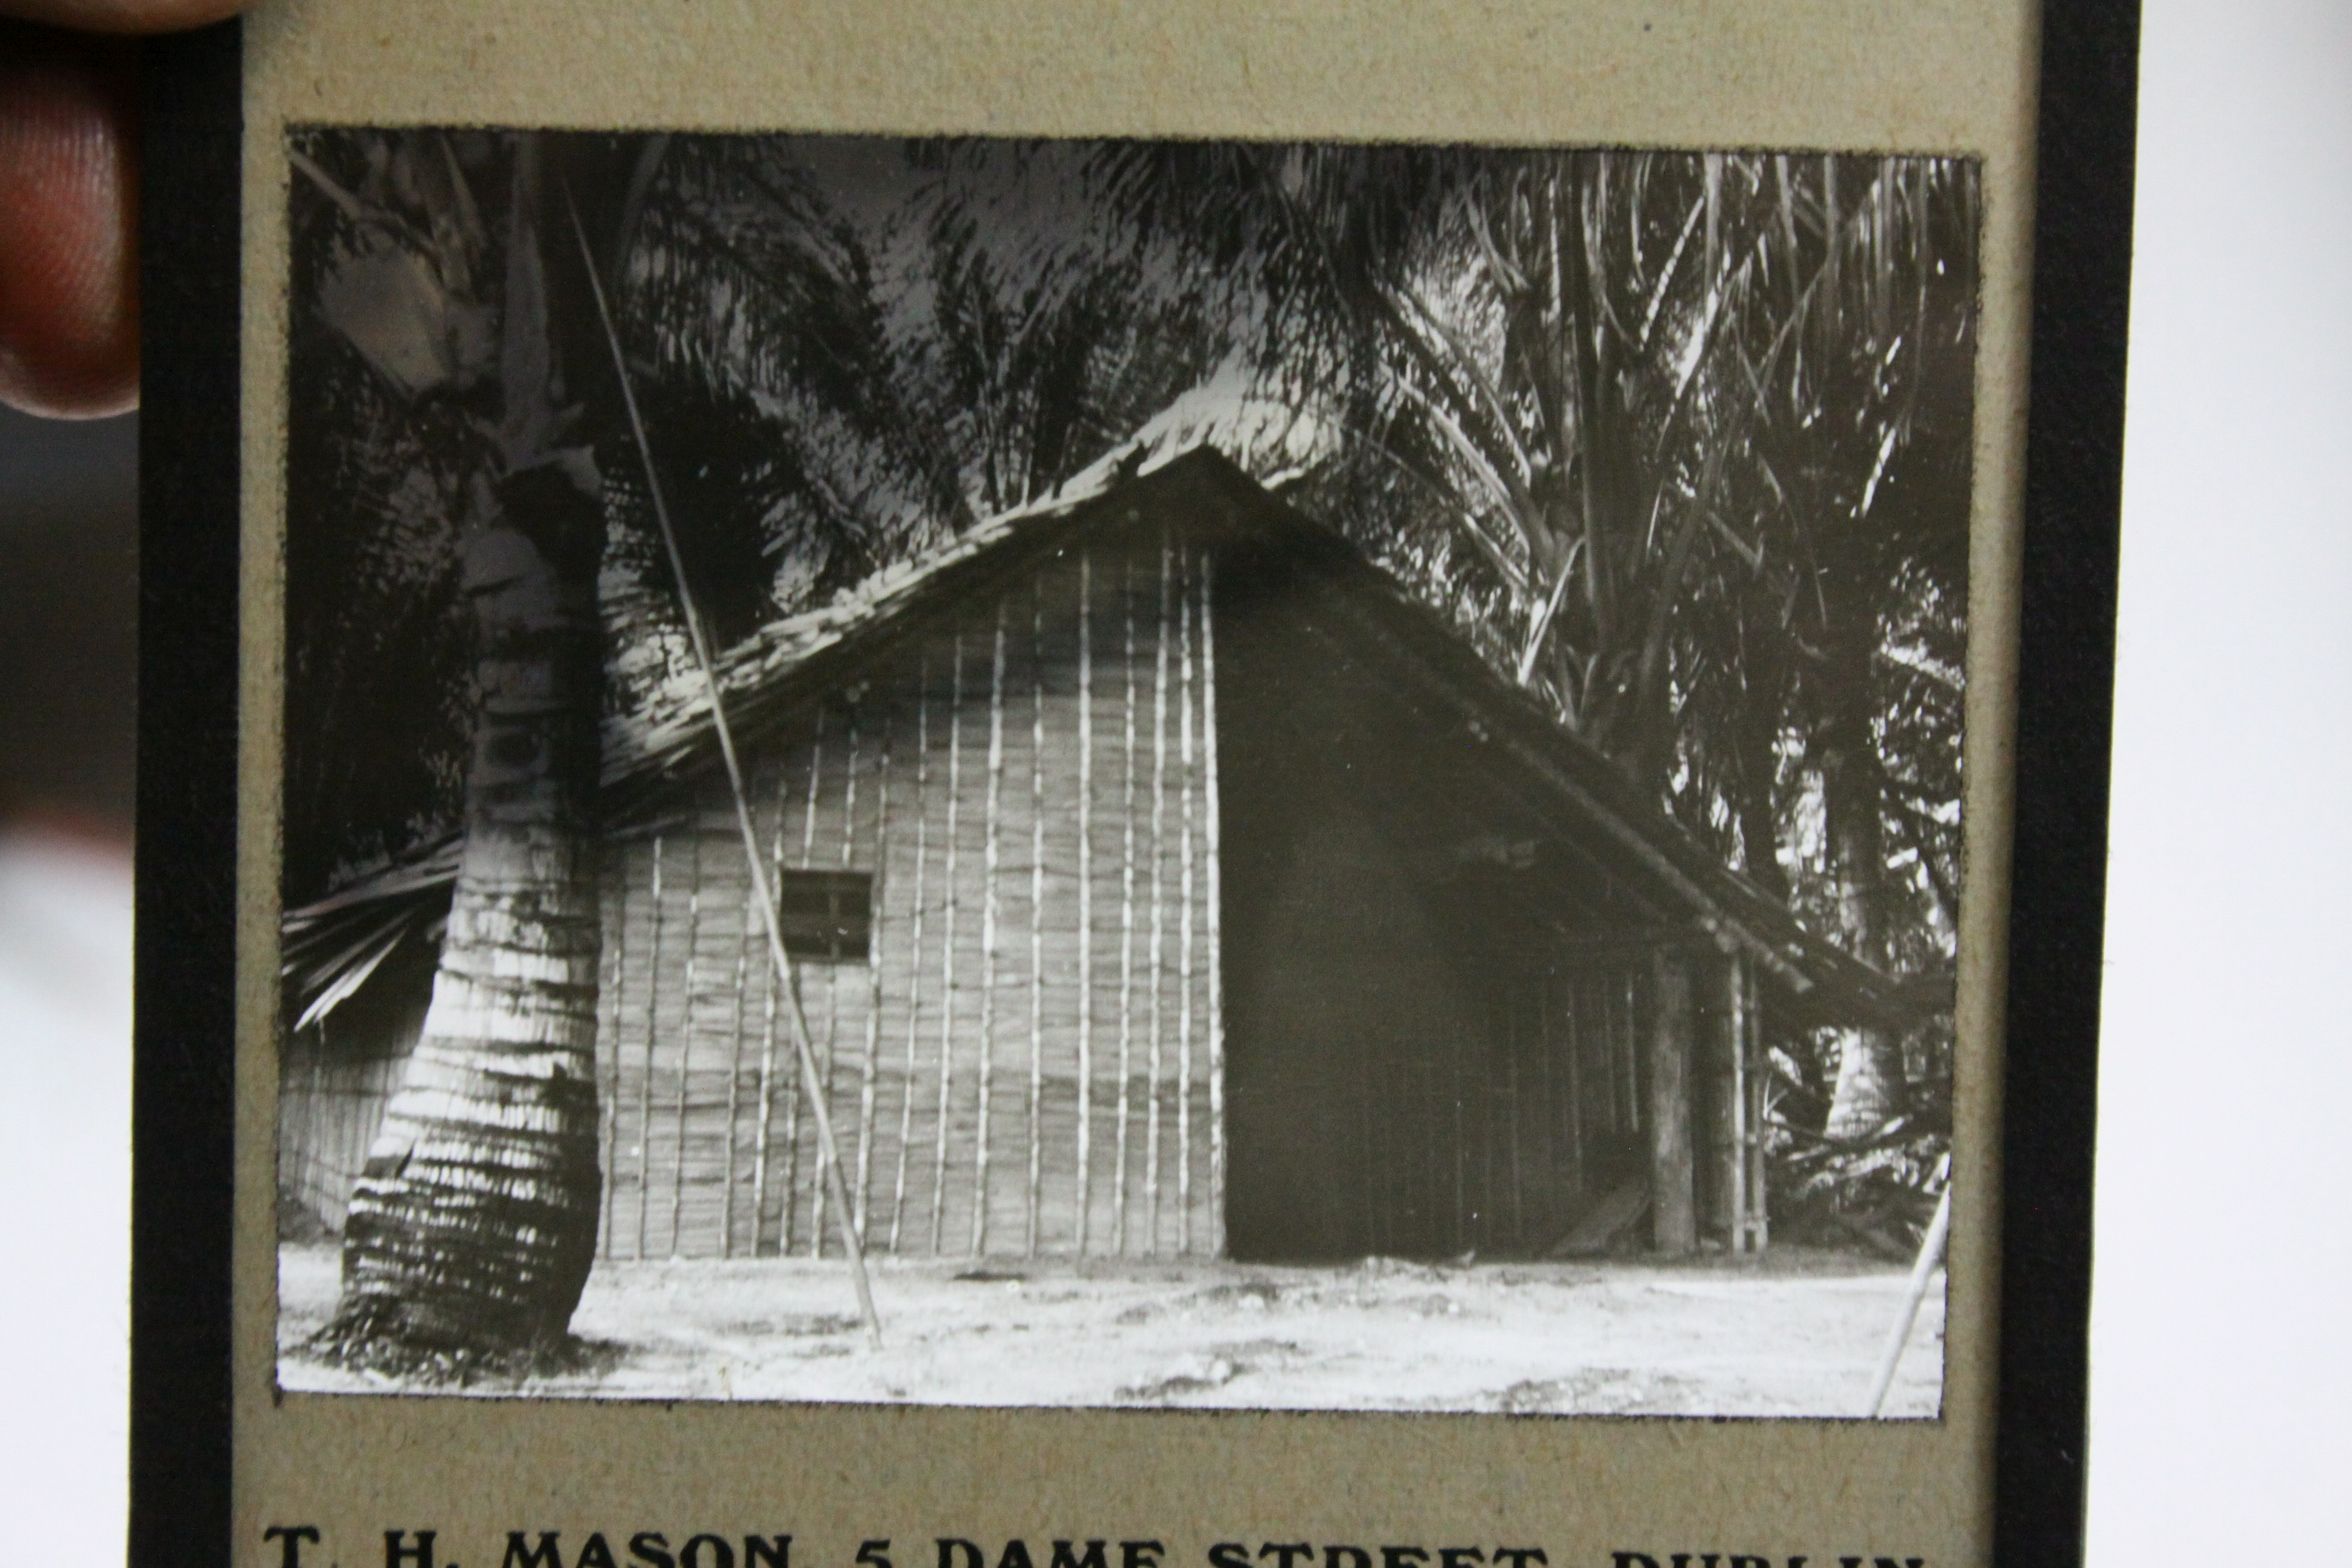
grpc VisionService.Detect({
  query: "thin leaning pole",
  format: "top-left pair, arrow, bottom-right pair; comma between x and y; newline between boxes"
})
566,191 -> 882,1347
1865,1175 -> 1952,1417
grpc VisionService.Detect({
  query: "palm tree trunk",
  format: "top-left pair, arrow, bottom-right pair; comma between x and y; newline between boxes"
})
332,135 -> 608,1351
1819,607 -> 1906,1140
335,458 -> 608,1348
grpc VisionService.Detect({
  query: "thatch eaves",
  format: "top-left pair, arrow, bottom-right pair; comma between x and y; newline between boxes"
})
284,445 -> 1918,1035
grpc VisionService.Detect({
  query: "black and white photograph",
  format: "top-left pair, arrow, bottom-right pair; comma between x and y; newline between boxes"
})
272,129 -> 1977,1416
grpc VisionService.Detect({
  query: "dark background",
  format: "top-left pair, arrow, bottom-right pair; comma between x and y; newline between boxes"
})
0,405 -> 137,830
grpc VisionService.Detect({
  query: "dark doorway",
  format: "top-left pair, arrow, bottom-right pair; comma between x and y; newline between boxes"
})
1211,551 -> 1542,1261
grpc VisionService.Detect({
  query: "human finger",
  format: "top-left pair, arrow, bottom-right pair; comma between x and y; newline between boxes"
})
0,26 -> 138,418
0,0 -> 248,33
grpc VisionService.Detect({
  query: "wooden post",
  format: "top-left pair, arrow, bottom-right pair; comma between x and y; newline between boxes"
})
1648,949 -> 1698,1255
1197,549 -> 1225,1254
811,709 -> 861,1258
1726,951 -> 1749,1254
1025,579 -> 1047,1256
929,632 -> 964,1254
779,708 -> 825,1256
1075,553 -> 1094,1253
636,834 -> 664,1260
1747,960 -> 1769,1250
855,707 -> 891,1243
973,603 -> 1007,1256
889,662 -> 930,1252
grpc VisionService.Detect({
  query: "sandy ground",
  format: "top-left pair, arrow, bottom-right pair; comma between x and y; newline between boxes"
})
277,1243 -> 1942,1417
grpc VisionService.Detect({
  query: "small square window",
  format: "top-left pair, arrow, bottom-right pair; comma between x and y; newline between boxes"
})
776,869 -> 873,962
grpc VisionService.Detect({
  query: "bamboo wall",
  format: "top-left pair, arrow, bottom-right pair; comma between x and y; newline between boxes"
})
278,993 -> 427,1234
1362,950 -> 1765,1259
1351,960 -> 1655,1258
595,536 -> 1223,1261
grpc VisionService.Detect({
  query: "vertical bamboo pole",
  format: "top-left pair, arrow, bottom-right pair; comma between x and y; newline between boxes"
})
1175,548 -> 1197,1254
297,1031 -> 319,1220
1114,557 -> 1138,1255
635,834 -> 665,1260
571,183 -> 879,1333
1197,550 -> 1225,1253
929,633 -> 965,1253
1025,578 -> 1047,1255
296,1023 -> 321,1215
854,708 -> 892,1243
1075,554 -> 1094,1253
749,765 -> 791,1255
972,601 -> 1007,1256
889,662 -> 931,1252
721,864 -> 752,1258
1144,535 -> 1172,1249
779,708 -> 825,1255
810,709 -> 860,1257
669,833 -> 704,1257
600,874 -> 626,1259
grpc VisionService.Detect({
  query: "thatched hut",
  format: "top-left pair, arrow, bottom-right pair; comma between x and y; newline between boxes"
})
281,449 -> 1902,1266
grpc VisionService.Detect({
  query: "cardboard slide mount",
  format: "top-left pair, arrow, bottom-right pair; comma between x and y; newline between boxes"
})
132,4 -> 2136,1562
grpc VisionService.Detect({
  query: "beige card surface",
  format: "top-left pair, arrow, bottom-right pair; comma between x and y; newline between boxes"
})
229,3 -> 2040,1564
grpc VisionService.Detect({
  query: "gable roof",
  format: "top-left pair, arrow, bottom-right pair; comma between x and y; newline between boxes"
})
284,447 -> 1916,1032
